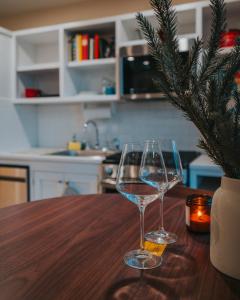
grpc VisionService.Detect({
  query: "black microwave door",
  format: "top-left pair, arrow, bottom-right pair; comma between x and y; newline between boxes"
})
121,52 -> 189,96
121,55 -> 161,95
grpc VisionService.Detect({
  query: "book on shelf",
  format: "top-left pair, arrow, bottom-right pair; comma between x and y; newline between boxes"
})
68,32 -> 115,62
89,37 -> 94,60
82,34 -> 89,60
94,34 -> 100,59
76,34 -> 82,61
68,35 -> 77,61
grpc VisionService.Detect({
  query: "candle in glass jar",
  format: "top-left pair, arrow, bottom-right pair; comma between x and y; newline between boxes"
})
186,194 -> 212,233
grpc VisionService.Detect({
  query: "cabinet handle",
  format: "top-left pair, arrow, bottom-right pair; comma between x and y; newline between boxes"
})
58,180 -> 63,184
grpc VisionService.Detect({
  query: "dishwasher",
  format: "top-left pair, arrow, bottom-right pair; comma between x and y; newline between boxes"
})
0,165 -> 29,208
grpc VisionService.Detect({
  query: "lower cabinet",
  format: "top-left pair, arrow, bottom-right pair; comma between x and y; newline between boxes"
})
33,171 -> 99,201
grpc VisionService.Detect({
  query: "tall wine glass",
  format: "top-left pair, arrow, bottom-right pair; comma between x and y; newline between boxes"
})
144,139 -> 183,244
116,142 -> 162,269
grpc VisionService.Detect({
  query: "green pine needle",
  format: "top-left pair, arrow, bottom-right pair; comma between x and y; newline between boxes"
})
137,0 -> 240,179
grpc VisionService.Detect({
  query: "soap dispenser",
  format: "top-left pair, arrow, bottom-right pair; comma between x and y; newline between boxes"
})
67,134 -> 81,152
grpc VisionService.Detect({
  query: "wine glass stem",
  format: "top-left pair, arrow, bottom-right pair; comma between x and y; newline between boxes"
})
159,193 -> 165,232
139,206 -> 145,251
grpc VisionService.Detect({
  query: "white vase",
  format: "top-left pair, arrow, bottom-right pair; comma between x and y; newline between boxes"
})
210,176 -> 240,279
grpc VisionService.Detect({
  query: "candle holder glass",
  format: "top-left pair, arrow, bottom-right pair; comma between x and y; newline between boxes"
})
186,194 -> 212,233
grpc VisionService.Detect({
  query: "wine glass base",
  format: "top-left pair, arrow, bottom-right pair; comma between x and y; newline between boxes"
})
124,249 -> 162,269
145,230 -> 177,245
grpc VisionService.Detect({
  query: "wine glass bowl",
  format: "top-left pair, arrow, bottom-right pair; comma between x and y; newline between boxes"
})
116,143 -> 162,269
162,142 -> 183,189
143,139 -> 183,245
140,141 -> 168,193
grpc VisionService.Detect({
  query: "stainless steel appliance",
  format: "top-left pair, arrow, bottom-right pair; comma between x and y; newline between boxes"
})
101,151 -> 200,193
101,153 -> 121,193
119,40 -> 191,100
0,165 -> 29,208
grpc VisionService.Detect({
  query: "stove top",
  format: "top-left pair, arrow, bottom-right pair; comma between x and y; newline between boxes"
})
102,151 -> 200,169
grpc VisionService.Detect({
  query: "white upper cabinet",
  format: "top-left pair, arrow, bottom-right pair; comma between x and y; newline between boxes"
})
16,30 -> 59,68
116,4 -> 198,48
62,20 -> 117,102
14,29 -> 60,100
202,0 -> 240,49
0,28 -> 12,99
10,0 -> 240,105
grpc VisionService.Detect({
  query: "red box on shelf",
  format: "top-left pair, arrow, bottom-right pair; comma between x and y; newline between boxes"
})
220,29 -> 240,48
25,88 -> 41,98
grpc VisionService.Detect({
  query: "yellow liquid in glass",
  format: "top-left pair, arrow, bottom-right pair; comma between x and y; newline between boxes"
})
144,241 -> 167,257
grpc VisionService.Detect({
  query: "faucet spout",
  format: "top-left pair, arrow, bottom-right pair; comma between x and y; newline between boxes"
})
84,120 -> 100,149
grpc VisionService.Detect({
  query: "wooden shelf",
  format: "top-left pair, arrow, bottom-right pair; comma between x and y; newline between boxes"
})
17,62 -> 59,72
13,94 -> 118,104
67,58 -> 116,69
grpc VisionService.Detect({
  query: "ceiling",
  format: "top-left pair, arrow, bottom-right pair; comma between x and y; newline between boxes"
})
0,0 -> 89,17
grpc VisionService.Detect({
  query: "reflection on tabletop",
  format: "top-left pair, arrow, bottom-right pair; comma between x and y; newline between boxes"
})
104,244 -> 198,300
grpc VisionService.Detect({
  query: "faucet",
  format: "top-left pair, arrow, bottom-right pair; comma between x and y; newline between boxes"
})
84,120 -> 100,150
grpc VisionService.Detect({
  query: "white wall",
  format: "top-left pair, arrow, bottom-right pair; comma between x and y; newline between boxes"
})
0,99 -> 30,151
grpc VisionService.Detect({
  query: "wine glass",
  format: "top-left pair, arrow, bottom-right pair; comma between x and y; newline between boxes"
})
116,142 -> 162,269
144,139 -> 183,244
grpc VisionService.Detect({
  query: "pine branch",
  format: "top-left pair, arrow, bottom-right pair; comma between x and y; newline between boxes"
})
199,0 -> 226,82
218,46 -> 240,100
137,0 -> 240,179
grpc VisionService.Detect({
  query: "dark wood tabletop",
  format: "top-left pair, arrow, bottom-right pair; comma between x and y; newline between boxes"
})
0,187 -> 239,300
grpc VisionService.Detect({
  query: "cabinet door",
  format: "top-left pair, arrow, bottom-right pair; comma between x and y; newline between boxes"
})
33,172 -> 65,201
64,173 -> 98,195
33,171 -> 99,201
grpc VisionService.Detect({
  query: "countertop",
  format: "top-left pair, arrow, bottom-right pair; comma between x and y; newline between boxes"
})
0,149 -> 221,167
190,154 -> 223,174
0,148 -> 109,164
190,154 -> 220,169
0,186 -> 239,300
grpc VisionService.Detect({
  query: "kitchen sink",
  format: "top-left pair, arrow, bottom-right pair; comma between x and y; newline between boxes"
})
49,150 -> 113,157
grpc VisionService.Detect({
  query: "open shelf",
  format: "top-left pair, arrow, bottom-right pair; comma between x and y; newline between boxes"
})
63,45 -> 116,98
67,58 -> 116,69
118,33 -> 198,49
16,69 -> 60,99
17,62 -> 59,72
118,39 -> 146,48
118,8 -> 197,46
13,94 -> 118,104
65,20 -> 115,63
16,30 -> 59,68
202,1 -> 240,46
219,47 -> 235,55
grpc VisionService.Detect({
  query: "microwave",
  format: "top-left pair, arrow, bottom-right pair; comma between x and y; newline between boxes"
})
119,43 -> 189,100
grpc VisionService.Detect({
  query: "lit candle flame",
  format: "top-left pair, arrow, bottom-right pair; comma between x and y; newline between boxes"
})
197,210 -> 203,218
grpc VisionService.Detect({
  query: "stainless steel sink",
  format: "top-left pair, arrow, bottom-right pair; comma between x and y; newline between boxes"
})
49,150 -> 114,157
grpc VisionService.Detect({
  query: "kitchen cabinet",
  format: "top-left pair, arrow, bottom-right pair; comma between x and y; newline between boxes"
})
12,0 -> 240,105
33,172 -> 65,200
34,171 -> 99,200
189,155 -> 224,190
33,168 -> 99,200
0,154 -> 102,201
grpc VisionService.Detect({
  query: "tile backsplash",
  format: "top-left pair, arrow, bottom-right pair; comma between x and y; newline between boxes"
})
100,101 -> 200,150
35,100 -> 201,151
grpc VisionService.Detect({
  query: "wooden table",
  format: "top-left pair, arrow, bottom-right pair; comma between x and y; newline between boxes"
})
0,187 -> 239,300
